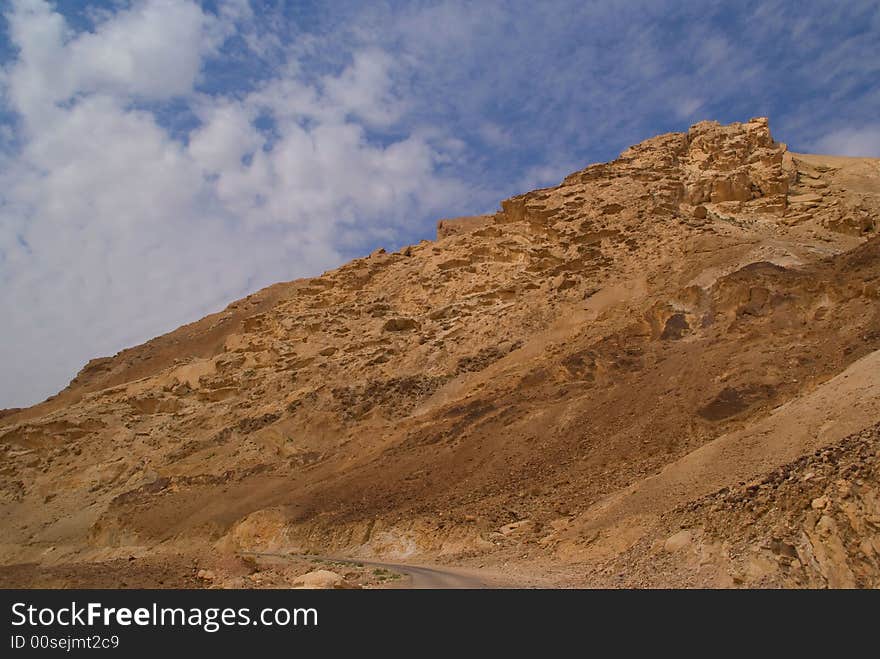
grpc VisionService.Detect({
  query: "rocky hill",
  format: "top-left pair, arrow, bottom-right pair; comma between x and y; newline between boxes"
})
2,117 -> 879,588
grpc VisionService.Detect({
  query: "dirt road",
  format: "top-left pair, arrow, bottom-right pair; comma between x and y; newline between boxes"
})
244,552 -> 492,588
352,559 -> 490,589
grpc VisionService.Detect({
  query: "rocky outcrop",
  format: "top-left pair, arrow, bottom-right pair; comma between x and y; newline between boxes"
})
437,214 -> 494,239
582,421 -> 880,588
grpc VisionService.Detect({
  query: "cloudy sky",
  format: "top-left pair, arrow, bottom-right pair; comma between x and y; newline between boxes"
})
1,0 -> 878,408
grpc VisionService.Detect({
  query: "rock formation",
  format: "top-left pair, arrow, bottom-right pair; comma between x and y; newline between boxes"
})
2,118 -> 879,588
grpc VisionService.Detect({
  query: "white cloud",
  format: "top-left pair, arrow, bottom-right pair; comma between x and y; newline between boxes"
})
810,125 -> 880,158
675,97 -> 705,120
321,49 -> 404,128
5,0 -> 218,125
0,1 -> 475,408
189,55 -> 469,238
188,101 -> 263,174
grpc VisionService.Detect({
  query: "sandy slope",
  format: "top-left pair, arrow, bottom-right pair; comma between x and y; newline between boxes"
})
575,351 -> 880,533
560,347 -> 880,558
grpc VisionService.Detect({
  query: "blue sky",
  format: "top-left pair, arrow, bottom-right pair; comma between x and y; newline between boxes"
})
1,0 -> 879,408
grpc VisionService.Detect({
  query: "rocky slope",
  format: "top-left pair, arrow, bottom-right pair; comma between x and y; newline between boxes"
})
2,117 -> 879,588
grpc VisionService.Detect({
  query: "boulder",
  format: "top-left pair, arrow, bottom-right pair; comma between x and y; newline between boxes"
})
290,570 -> 360,589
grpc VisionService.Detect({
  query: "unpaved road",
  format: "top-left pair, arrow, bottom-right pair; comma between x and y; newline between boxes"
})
244,552 -> 491,588
345,558 -> 490,589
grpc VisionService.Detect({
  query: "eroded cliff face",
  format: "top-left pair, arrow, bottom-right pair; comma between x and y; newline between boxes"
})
2,118 -> 879,588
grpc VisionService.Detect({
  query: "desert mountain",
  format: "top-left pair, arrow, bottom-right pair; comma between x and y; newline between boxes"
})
2,117 -> 880,588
